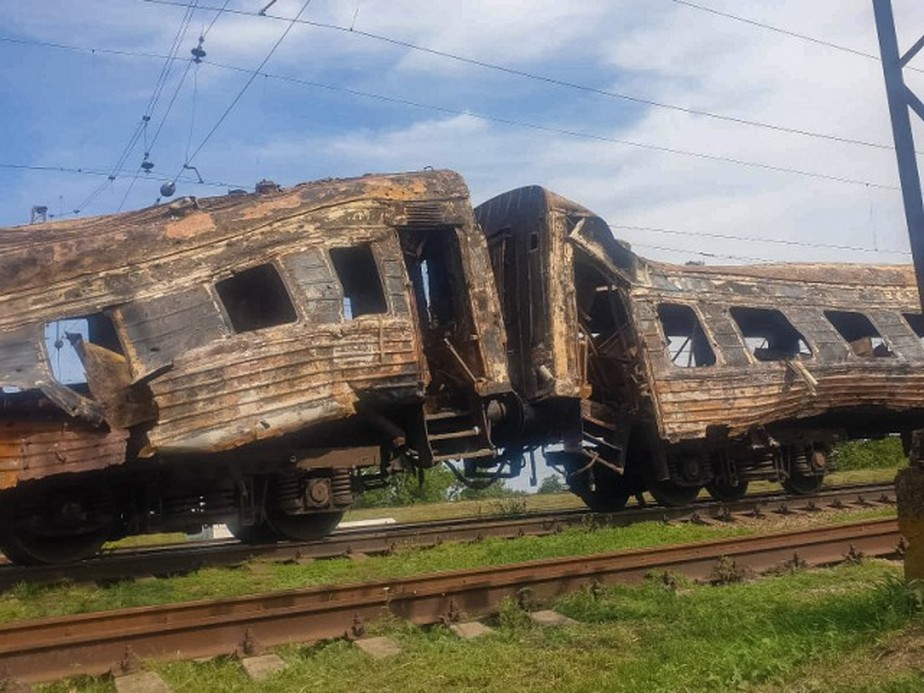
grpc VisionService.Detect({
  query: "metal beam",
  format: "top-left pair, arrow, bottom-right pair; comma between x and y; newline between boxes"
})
873,0 -> 924,312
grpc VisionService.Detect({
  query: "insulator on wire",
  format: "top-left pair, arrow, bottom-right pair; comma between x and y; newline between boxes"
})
191,36 -> 206,63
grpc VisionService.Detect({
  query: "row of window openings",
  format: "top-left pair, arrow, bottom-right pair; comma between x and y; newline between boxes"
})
217,247 -> 387,332
40,247 -> 390,385
659,304 -> 924,368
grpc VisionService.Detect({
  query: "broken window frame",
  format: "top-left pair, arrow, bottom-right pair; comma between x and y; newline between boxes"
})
824,310 -> 894,358
214,262 -> 299,334
656,303 -> 717,368
903,312 -> 924,348
328,244 -> 389,321
43,313 -> 125,386
728,306 -> 813,362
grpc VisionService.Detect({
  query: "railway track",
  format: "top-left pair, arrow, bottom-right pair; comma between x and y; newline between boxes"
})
0,517 -> 901,685
0,483 -> 895,590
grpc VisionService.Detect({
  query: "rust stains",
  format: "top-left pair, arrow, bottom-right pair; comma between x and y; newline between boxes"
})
0,420 -> 128,490
163,209 -> 217,240
0,169 -> 511,488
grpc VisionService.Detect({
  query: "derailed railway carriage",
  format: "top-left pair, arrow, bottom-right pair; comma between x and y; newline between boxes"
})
476,187 -> 924,511
0,170 -> 511,564
3,167 -> 924,566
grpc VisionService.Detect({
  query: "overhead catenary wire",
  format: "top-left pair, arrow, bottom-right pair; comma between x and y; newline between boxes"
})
141,0 -> 912,154
68,2 -> 199,215
119,0 -> 229,210
672,0 -> 924,74
630,242 -> 773,264
0,162 -> 241,190
176,0 -> 312,176
205,58 -> 901,191
0,156 -> 910,264
612,223 -> 911,256
0,31 -> 905,193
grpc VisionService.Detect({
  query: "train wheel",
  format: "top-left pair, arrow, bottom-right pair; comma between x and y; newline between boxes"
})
782,471 -> 824,495
0,525 -> 110,566
783,448 -> 826,495
705,478 -> 749,503
265,509 -> 344,542
564,463 -> 631,512
226,519 -> 279,545
581,484 -> 631,513
0,487 -> 113,565
649,480 -> 701,507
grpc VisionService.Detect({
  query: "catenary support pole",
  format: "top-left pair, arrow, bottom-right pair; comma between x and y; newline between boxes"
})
873,0 -> 924,581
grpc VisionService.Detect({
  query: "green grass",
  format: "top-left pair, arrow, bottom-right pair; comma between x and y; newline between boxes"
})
0,504 -> 896,624
832,437 -> 908,471
39,561 -> 924,692
344,465 -> 901,525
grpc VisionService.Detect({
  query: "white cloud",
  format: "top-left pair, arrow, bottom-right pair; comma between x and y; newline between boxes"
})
2,0 -> 924,271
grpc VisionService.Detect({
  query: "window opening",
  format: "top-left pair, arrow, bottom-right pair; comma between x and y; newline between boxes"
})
529,232 -> 540,252
904,313 -> 924,347
329,245 -> 388,320
657,304 -> 716,367
44,313 -> 124,385
413,238 -> 458,329
729,307 -> 811,361
215,263 -> 297,332
825,310 -> 893,357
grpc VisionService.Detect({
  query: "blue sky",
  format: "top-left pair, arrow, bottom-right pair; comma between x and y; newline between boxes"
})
2,0 -> 924,268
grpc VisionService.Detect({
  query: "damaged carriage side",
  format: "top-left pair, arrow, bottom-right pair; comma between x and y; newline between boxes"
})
0,170 -> 511,564
476,187 -> 924,510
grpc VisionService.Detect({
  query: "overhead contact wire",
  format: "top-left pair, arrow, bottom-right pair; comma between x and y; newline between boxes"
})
141,0 -> 912,153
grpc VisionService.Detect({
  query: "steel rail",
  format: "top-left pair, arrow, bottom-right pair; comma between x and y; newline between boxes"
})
0,483 -> 896,590
0,517 -> 901,684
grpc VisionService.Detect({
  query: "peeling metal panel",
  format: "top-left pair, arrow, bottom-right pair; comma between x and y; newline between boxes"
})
0,420 -> 128,490
145,319 -> 421,454
0,170 -> 510,485
634,261 -> 924,442
112,287 -> 230,382
0,325 -> 49,390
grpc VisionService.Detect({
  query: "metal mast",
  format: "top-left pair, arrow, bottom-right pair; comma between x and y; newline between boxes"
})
873,0 -> 924,311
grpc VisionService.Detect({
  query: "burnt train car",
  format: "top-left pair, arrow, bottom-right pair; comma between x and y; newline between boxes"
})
0,170 -> 511,564
476,186 -> 924,510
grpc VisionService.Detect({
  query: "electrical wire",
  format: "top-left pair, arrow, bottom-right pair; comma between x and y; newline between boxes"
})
672,0 -> 924,74
0,162 -> 240,189
0,157 -> 908,263
177,0 -> 312,175
140,0 -> 909,153
0,33 -> 906,191
206,59 -> 901,191
67,3 -> 199,215
612,223 -> 911,256
630,242 -> 773,264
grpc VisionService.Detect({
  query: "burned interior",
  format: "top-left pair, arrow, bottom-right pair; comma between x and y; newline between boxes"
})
2,170 -> 922,565
476,186 -> 924,511
0,170 -> 511,564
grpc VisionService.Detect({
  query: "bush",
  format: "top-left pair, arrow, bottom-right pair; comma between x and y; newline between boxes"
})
353,464 -> 460,508
457,478 -> 524,501
537,474 -> 566,494
830,437 -> 907,471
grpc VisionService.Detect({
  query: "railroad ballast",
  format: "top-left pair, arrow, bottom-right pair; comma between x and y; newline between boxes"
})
1,169 -> 922,564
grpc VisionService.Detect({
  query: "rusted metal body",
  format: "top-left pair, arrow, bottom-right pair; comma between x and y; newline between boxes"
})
0,518 -> 900,684
633,261 -> 924,440
476,187 -> 924,509
0,170 -> 511,563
